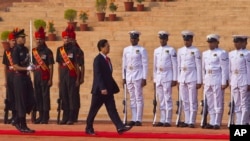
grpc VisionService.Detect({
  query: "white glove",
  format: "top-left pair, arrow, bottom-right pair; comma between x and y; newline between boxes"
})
27,65 -> 35,71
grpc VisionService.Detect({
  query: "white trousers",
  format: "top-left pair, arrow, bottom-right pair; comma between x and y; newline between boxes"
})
179,81 -> 198,124
127,79 -> 144,122
231,85 -> 249,125
156,81 -> 173,123
204,85 -> 223,125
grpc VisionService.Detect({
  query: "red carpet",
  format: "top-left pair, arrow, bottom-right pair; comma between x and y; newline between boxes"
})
0,130 -> 229,139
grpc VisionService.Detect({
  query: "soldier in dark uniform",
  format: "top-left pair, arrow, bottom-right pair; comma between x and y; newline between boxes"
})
32,27 -> 54,124
2,31 -> 17,124
68,27 -> 85,122
12,29 -> 35,133
56,27 -> 80,125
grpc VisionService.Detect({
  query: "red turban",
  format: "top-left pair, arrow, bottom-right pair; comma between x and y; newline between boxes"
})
62,25 -> 76,39
8,32 -> 15,40
35,27 -> 46,39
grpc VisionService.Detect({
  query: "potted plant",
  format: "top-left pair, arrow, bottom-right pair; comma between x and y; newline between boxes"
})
47,20 -> 57,41
124,0 -> 134,11
1,30 -> 11,50
96,0 -> 107,21
109,0 -> 118,21
64,9 -> 78,29
79,10 -> 89,31
136,0 -> 145,11
34,19 -> 46,31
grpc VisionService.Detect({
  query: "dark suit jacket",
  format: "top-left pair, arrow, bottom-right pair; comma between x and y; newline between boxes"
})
91,53 -> 120,95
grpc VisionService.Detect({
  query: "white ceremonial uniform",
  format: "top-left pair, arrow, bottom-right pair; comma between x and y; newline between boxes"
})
241,48 -> 250,124
202,48 -> 229,126
177,46 -> 202,124
153,45 -> 177,124
122,45 -> 148,122
229,49 -> 250,125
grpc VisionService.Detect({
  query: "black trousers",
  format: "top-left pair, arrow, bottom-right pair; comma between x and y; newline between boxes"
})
13,74 -> 35,118
34,71 -> 51,111
6,71 -> 15,111
86,94 -> 123,130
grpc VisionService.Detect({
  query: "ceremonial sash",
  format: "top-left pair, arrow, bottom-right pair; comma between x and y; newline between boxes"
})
59,47 -> 77,77
6,50 -> 14,66
32,48 -> 50,80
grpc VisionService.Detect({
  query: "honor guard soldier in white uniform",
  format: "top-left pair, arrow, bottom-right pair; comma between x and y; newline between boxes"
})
202,34 -> 229,129
177,30 -> 202,128
229,35 -> 250,125
153,31 -> 177,127
241,36 -> 250,125
122,30 -> 148,126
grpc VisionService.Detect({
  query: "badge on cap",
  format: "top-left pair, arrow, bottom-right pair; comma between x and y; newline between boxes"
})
158,31 -> 169,39
232,35 -> 249,42
129,30 -> 140,39
207,34 -> 220,42
181,30 -> 194,41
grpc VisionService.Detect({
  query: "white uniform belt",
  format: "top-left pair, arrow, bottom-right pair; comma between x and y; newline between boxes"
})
181,67 -> 196,71
127,65 -> 142,70
206,69 -> 221,74
157,67 -> 172,72
233,69 -> 246,74
8,66 -> 14,70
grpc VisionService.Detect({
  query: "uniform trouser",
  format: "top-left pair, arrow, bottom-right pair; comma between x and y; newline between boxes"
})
13,74 -> 35,118
6,71 -> 15,111
73,85 -> 81,121
59,72 -> 77,121
156,81 -> 173,123
231,85 -> 249,125
204,84 -> 223,126
86,94 -> 123,130
127,79 -> 144,122
34,73 -> 51,111
179,81 -> 198,124
34,72 -> 51,121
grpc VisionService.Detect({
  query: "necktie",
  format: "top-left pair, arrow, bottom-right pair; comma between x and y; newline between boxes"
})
106,56 -> 110,64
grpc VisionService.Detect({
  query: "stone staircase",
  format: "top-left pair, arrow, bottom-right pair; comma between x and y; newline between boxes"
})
0,0 -> 250,123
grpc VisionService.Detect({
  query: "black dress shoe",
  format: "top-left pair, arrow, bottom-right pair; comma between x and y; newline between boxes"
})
34,117 -> 42,124
20,127 -> 35,133
164,123 -> 171,127
189,124 -> 195,128
179,122 -> 189,127
117,125 -> 132,134
205,124 -> 214,129
213,125 -> 220,130
59,120 -> 68,125
135,121 -> 142,126
40,121 -> 48,124
85,128 -> 95,135
67,121 -> 74,125
153,122 -> 164,127
127,121 -> 135,126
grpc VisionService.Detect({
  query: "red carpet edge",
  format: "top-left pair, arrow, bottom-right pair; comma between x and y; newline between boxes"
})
0,130 -> 229,139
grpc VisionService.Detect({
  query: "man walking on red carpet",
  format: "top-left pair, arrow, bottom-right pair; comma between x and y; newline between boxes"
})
85,39 -> 132,135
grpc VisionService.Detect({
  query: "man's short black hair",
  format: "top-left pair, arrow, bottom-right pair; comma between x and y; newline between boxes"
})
97,39 -> 108,51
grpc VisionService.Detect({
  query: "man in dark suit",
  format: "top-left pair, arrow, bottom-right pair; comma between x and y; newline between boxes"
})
85,39 -> 132,135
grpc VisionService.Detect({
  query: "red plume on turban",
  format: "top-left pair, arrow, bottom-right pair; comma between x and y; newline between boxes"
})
62,25 -> 76,39
35,27 -> 46,39
8,32 -> 15,40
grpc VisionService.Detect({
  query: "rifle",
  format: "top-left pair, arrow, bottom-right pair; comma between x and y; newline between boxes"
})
200,98 -> 208,128
4,99 -> 9,124
122,69 -> 127,125
57,98 -> 62,124
228,94 -> 234,128
152,83 -> 157,126
31,106 -> 37,123
175,87 -> 182,127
